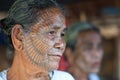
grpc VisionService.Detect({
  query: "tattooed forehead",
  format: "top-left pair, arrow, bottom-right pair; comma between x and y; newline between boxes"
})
41,8 -> 64,20
32,8 -> 65,30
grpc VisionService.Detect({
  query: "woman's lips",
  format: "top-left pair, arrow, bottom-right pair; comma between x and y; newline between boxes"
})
48,51 -> 63,61
48,54 -> 62,60
93,62 -> 100,67
48,54 -> 62,62
48,54 -> 62,57
48,51 -> 62,57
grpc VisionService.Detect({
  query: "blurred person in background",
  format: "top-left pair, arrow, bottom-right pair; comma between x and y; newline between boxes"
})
0,0 -> 75,80
60,22 -> 104,80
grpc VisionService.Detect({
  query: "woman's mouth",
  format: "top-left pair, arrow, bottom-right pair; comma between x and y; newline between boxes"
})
93,62 -> 100,67
48,54 -> 62,57
48,53 -> 62,60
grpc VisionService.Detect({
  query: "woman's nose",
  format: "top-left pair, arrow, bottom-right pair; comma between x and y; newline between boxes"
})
54,37 -> 65,50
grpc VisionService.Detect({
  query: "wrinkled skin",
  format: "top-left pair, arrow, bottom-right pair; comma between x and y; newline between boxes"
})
23,8 -> 66,71
66,30 -> 103,80
8,8 -> 66,80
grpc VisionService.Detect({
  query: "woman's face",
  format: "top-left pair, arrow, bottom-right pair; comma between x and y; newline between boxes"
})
74,31 -> 103,73
22,8 -> 66,71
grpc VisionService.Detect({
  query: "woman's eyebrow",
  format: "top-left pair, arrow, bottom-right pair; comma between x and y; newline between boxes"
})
53,26 -> 61,30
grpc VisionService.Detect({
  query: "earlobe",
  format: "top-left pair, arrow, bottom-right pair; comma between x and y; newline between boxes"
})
11,24 -> 23,51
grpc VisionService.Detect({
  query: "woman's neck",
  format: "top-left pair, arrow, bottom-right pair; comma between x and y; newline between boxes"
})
7,51 -> 50,80
68,65 -> 88,80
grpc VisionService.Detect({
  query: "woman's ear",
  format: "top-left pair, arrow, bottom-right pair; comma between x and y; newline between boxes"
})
65,48 -> 74,65
11,24 -> 23,51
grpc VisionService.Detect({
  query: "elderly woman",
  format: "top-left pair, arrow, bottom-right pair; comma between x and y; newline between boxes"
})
62,22 -> 104,80
0,0 -> 74,80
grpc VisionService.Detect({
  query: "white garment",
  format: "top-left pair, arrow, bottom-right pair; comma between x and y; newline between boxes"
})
0,70 -> 7,80
49,70 -> 75,80
0,70 -> 75,80
88,73 -> 100,80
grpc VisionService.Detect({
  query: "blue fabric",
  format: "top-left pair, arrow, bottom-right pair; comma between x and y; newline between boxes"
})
0,70 -> 7,80
89,73 -> 100,80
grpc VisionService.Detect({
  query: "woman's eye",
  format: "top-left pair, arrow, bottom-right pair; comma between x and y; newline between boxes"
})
83,46 -> 92,51
49,31 -> 55,35
48,31 -> 56,40
61,33 -> 65,37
